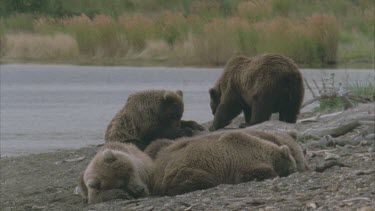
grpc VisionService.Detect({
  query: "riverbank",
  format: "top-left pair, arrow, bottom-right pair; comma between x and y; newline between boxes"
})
1,103 -> 374,210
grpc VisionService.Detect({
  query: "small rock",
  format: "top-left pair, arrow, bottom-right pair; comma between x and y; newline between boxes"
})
202,198 -> 211,203
306,202 -> 318,209
360,140 -> 371,146
184,206 -> 193,211
368,147 -> 374,153
364,134 -> 375,140
131,205 -> 144,210
358,206 -> 374,211
143,206 -> 154,211
227,202 -> 245,209
31,205 -> 47,210
324,152 -> 339,160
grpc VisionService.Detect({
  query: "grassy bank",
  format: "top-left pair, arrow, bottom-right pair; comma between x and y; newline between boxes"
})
0,0 -> 374,68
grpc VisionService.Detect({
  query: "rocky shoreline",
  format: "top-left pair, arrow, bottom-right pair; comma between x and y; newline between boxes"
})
1,103 -> 374,211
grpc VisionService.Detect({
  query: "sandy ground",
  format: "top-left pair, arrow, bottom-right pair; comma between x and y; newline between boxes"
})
1,103 -> 374,211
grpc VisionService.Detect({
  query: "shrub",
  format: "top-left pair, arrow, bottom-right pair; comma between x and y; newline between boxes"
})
118,13 -> 154,51
3,33 -> 79,60
307,14 -> 339,64
63,14 -> 127,57
254,17 -> 318,64
155,11 -> 188,47
192,18 -> 237,66
237,0 -> 272,22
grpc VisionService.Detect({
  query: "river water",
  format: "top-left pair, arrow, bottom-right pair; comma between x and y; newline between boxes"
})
1,64 -> 373,156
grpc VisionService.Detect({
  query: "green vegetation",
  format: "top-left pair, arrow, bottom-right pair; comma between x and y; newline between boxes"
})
0,0 -> 374,67
314,76 -> 375,112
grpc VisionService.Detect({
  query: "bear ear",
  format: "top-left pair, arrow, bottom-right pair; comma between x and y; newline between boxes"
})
87,178 -> 100,189
280,145 -> 291,158
103,149 -> 117,163
163,92 -> 175,102
286,130 -> 298,140
176,90 -> 183,97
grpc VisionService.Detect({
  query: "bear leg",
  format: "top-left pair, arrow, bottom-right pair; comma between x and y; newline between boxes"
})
164,168 -> 216,196
210,100 -> 242,131
241,163 -> 278,182
249,101 -> 272,125
279,109 -> 298,123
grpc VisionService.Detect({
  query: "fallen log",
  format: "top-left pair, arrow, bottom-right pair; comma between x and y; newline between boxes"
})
315,159 -> 350,172
304,120 -> 360,138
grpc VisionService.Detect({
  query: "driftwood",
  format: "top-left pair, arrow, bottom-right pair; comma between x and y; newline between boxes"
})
298,111 -> 343,123
359,121 -> 375,126
305,135 -> 363,148
303,120 -> 360,138
315,159 -> 350,172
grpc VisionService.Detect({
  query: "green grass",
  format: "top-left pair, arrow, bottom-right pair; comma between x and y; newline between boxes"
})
315,79 -> 375,112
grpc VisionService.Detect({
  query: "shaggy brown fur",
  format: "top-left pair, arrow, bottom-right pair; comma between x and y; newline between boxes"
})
105,90 -> 204,149
151,132 -> 297,196
209,54 -> 304,131
144,139 -> 173,160
244,130 -> 309,172
77,142 -> 154,204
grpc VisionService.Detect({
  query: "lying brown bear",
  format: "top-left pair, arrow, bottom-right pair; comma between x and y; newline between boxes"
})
78,131 -> 304,203
77,142 -> 154,204
150,131 -> 298,196
243,130 -> 309,172
209,54 -> 304,131
105,90 -> 204,149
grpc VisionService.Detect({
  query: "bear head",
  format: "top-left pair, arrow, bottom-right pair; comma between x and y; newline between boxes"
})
273,145 -> 297,177
158,90 -> 184,123
79,149 -> 149,204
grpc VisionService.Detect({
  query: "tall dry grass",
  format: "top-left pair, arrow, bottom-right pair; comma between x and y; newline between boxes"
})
61,14 -> 128,57
3,33 -> 79,60
307,14 -> 339,64
155,11 -> 189,47
118,13 -> 154,51
253,14 -> 339,65
237,0 -> 272,22
192,18 -> 238,66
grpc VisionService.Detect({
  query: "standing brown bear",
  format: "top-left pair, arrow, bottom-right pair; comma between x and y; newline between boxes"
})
150,132 -> 297,196
209,54 -> 304,131
105,90 -> 204,149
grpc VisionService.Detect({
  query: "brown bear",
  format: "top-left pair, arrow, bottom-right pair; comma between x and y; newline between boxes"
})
209,54 -> 304,131
77,142 -> 154,204
105,89 -> 204,150
243,130 -> 309,172
144,139 -> 174,160
151,132 -> 297,196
